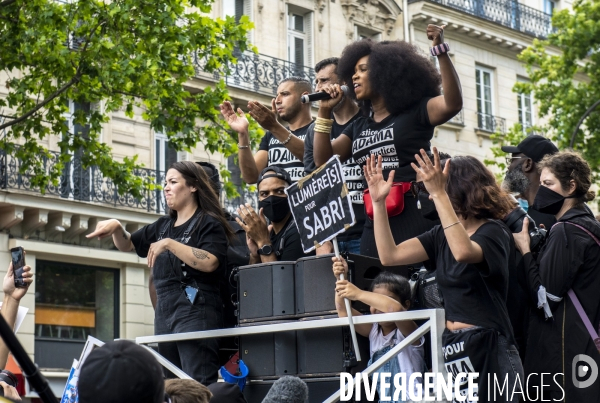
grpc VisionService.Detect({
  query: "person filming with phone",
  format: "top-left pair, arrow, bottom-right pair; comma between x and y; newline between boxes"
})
87,161 -> 234,385
0,247 -> 33,401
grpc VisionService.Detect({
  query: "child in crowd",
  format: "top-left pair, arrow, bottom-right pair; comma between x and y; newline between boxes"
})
333,257 -> 425,403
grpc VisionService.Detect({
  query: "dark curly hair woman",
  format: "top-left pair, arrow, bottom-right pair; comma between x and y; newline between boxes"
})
313,25 -> 463,258
365,148 -> 523,402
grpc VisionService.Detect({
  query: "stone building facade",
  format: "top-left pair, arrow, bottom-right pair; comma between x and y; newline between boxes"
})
0,0 -> 563,398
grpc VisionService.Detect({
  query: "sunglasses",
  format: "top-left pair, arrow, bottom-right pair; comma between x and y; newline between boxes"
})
410,181 -> 428,198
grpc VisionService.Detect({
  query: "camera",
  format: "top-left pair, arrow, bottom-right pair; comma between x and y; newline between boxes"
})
503,206 -> 547,254
0,369 -> 18,396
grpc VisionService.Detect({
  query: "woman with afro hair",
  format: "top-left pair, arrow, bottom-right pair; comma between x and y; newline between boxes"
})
313,25 -> 462,258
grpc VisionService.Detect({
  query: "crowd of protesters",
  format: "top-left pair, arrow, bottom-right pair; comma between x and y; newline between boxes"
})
1,23 -> 597,403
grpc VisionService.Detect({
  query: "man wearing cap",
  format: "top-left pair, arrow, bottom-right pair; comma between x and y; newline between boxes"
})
78,340 -> 165,403
236,166 -> 313,263
502,134 -> 559,229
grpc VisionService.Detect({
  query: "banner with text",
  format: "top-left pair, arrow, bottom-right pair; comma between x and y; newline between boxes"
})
285,155 -> 356,253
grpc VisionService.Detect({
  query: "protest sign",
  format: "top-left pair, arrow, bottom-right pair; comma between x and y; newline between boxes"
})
285,155 -> 356,253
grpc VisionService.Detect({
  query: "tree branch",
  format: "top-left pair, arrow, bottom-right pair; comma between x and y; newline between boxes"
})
0,73 -> 81,131
0,0 -> 17,8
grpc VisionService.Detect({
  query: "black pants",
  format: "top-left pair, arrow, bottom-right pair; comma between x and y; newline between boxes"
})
155,285 -> 222,385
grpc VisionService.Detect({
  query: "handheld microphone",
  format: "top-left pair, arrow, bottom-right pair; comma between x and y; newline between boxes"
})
300,85 -> 349,104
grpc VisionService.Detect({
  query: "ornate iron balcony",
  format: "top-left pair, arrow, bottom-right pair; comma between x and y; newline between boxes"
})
477,112 -> 506,133
192,51 -> 316,98
414,0 -> 552,38
0,148 -> 168,213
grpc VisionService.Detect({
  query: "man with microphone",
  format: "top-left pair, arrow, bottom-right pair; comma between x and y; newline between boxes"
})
220,77 -> 314,184
303,58 -> 364,254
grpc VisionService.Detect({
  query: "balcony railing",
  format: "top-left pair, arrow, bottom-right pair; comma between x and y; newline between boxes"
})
192,51 -> 316,98
0,149 -> 168,213
477,112 -> 506,133
414,0 -> 552,38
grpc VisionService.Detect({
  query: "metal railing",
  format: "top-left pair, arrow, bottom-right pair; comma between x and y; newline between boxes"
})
448,109 -> 465,125
192,50 -> 316,98
414,0 -> 552,38
477,112 -> 506,133
0,148 -> 168,213
137,309 -> 448,403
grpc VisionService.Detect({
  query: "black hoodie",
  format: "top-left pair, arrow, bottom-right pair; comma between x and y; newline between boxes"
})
522,206 -> 600,402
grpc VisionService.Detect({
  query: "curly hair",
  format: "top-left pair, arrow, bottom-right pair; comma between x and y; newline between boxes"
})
538,150 -> 595,204
337,40 -> 441,115
446,156 -> 514,220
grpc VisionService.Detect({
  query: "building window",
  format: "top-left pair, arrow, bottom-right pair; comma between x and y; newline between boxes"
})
518,80 -> 534,130
155,132 -> 178,173
34,261 -> 119,368
475,66 -> 495,131
543,0 -> 555,15
223,0 -> 253,43
61,100 -> 92,201
287,8 -> 313,68
354,26 -> 382,41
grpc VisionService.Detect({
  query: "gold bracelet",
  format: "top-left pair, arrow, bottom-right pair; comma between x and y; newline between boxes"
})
315,124 -> 332,134
443,221 -> 461,230
315,117 -> 334,126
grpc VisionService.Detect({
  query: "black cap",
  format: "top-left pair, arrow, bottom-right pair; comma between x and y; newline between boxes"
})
257,166 -> 292,187
501,135 -> 558,163
196,161 -> 221,192
208,382 -> 248,403
78,340 -> 165,403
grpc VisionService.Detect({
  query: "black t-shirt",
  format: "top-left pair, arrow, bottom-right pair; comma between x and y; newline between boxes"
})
417,221 -> 514,341
341,97 -> 434,182
270,215 -> 314,261
258,121 -> 313,183
131,212 -> 228,288
303,112 -> 365,241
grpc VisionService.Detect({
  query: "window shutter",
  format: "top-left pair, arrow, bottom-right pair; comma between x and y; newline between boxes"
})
305,12 -> 313,68
294,37 -> 304,67
243,0 -> 253,43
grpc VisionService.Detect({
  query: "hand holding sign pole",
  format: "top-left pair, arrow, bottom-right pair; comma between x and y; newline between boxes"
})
332,237 -> 361,362
285,156 -> 361,361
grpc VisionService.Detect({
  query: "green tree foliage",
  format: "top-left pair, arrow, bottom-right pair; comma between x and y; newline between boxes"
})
0,0 -> 255,197
512,0 -> 600,172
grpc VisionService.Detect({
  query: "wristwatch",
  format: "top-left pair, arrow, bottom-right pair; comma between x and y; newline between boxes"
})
257,244 -> 273,256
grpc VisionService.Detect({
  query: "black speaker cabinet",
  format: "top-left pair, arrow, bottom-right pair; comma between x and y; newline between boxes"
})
237,261 -> 296,323
297,324 -> 350,376
243,377 -> 341,403
348,253 -> 415,313
295,254 -> 337,317
240,321 -> 297,379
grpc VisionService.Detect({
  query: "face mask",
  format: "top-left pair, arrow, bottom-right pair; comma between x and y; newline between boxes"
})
531,186 -> 575,215
259,195 -> 290,223
417,191 -> 439,221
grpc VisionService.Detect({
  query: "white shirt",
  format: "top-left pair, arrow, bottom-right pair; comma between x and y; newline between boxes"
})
369,323 -> 426,398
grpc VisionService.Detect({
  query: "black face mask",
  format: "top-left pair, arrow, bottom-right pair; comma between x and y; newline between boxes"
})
259,195 -> 290,223
531,186 -> 576,215
417,191 -> 439,221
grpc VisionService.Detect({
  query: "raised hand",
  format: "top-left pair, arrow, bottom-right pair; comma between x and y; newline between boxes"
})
235,204 -> 270,247
3,261 -> 33,302
411,147 -> 449,198
364,155 -> 395,203
427,24 -> 446,47
248,100 -> 279,132
220,101 -> 249,134
335,280 -> 362,301
86,219 -> 122,240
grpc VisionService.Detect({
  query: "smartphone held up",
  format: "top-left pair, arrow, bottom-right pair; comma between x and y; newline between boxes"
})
10,247 -> 27,288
